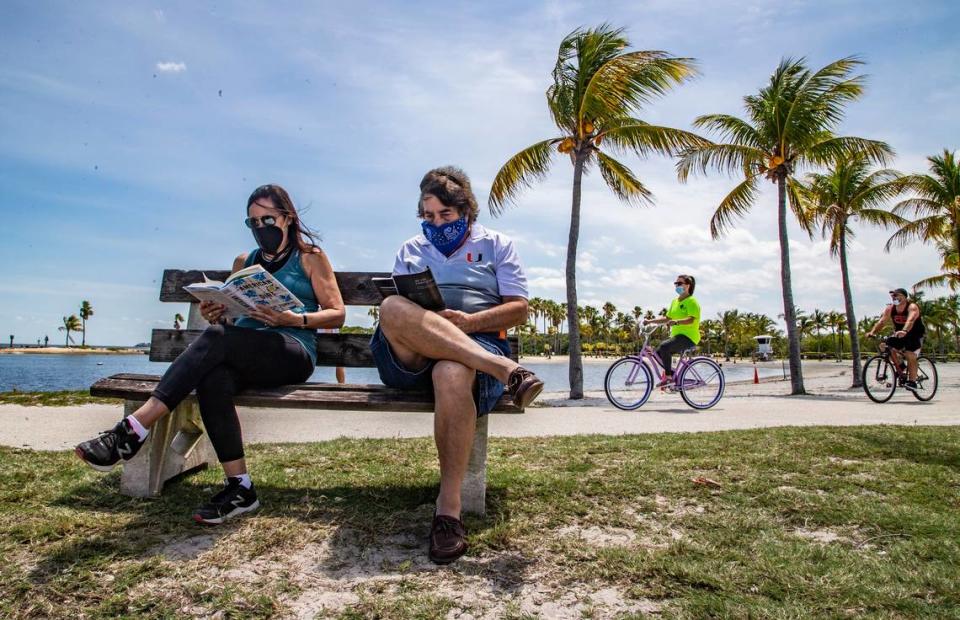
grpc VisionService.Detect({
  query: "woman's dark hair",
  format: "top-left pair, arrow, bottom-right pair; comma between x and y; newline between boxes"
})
417,166 -> 479,224
678,274 -> 696,294
246,184 -> 320,253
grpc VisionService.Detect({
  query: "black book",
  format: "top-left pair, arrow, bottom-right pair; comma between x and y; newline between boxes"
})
371,268 -> 446,311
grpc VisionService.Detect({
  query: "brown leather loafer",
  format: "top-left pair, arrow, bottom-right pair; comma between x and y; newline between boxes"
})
429,514 -> 468,564
507,366 -> 544,409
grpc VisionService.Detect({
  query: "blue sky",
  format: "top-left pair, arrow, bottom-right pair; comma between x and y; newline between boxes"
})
1,0 -> 956,346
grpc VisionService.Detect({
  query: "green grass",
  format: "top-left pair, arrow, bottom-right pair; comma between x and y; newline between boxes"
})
0,390 -> 121,407
2,427 -> 959,618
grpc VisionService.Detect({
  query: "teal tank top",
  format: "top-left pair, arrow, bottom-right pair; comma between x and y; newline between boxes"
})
234,248 -> 319,364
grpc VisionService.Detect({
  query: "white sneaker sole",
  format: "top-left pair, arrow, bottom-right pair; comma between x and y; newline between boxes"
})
193,499 -> 261,525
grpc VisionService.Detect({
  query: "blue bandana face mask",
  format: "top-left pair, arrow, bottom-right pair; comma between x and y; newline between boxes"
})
421,216 -> 469,256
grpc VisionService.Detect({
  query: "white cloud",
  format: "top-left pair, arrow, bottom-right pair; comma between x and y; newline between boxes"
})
155,61 -> 186,73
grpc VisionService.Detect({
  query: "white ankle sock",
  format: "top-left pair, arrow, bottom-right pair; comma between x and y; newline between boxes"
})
232,473 -> 252,489
126,416 -> 149,441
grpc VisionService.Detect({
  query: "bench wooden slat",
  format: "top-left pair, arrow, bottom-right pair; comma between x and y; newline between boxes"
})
149,330 -> 520,366
150,330 -> 378,366
91,374 -> 522,413
160,270 -> 391,305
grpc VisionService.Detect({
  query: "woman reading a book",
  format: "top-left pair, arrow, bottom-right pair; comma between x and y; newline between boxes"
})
76,184 -> 345,524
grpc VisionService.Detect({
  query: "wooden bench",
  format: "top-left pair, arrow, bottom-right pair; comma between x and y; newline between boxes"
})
90,269 -> 523,515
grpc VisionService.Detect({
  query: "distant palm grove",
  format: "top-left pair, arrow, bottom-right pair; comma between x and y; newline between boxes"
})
516,293 -> 960,362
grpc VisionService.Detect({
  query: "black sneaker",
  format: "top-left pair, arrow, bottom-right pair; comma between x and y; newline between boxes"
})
75,418 -> 146,472
904,380 -> 919,392
192,477 -> 260,525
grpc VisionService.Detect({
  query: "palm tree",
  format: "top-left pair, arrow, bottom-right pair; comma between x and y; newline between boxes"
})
677,56 -> 890,394
810,309 -> 829,356
79,300 -> 94,347
173,313 -> 185,330
489,24 -> 703,399
718,309 -> 740,360
888,150 -> 960,291
798,153 -> 907,386
827,311 -> 843,361
59,315 -> 81,347
367,307 -> 380,325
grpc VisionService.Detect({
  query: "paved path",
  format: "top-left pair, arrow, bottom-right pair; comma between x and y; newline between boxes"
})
2,363 -> 957,451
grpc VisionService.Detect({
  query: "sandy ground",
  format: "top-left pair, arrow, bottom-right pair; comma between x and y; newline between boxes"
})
1,361 -> 956,451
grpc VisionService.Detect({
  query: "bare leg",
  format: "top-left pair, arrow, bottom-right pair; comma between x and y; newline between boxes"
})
432,361 -> 477,518
904,350 -> 918,381
130,397 -> 169,428
335,367 -> 346,384
888,346 -> 901,370
379,296 -> 517,383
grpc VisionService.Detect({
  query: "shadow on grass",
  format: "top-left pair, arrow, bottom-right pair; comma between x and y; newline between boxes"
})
849,427 -> 960,471
33,475 -> 516,587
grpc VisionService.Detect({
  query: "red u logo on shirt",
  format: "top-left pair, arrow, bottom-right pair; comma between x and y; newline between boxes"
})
466,252 -> 484,263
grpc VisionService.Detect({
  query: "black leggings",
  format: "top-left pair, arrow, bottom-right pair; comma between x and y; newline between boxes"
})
656,334 -> 695,375
152,324 -> 313,462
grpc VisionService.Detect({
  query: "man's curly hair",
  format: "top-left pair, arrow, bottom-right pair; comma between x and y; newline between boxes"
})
417,166 -> 479,224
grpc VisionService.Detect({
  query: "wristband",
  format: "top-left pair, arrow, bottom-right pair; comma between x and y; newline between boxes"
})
302,313 -> 308,327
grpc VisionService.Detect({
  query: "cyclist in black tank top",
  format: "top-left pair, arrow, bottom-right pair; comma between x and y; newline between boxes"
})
866,287 -> 925,391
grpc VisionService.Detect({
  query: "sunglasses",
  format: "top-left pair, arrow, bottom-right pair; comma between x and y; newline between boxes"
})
244,215 -> 280,228
674,281 -> 687,286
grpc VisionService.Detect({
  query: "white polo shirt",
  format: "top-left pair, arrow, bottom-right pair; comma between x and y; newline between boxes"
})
392,223 -> 528,314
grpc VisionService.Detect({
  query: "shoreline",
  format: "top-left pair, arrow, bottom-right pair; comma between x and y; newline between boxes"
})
0,347 -> 145,355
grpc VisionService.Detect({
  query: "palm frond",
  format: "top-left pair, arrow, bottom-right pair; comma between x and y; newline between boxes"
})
579,52 -> 698,125
601,121 -> 710,158
786,176 -> 816,236
488,139 -> 559,214
885,216 -> 942,250
913,273 -> 960,292
676,143 -> 765,181
596,152 -> 654,206
710,174 -> 761,238
803,136 -> 893,167
892,196 -> 943,217
692,114 -> 767,149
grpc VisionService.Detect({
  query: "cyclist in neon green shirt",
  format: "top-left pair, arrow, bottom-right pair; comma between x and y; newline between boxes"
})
643,274 -> 701,387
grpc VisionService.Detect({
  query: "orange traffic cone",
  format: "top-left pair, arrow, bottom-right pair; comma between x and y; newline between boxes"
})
753,365 -> 759,384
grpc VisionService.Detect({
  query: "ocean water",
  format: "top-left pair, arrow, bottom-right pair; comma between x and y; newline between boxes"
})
0,353 -> 782,393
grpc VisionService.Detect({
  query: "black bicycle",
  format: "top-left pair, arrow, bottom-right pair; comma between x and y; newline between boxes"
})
861,336 -> 938,403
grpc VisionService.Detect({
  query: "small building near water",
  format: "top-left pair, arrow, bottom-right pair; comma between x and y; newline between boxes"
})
754,335 -> 774,361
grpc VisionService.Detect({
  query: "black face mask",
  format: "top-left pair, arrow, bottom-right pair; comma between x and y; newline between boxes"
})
252,225 -> 285,255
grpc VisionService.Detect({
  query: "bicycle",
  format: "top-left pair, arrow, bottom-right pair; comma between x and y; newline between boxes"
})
604,325 -> 725,410
861,336 -> 938,403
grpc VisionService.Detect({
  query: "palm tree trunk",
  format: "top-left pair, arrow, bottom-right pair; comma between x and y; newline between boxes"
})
81,318 -> 86,347
566,153 -> 586,399
777,175 -> 805,394
839,229 -> 862,387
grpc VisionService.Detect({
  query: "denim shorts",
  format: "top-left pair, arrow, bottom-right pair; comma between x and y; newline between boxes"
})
369,326 -> 511,416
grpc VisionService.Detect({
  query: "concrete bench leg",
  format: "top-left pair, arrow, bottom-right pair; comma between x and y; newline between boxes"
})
461,415 -> 489,516
120,399 -> 217,497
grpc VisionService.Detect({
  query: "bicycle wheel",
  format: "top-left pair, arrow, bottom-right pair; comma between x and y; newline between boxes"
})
862,355 -> 896,403
678,358 -> 725,410
604,357 -> 653,410
911,356 -> 938,401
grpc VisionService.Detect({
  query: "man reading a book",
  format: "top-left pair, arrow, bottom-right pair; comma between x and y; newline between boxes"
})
370,166 -> 544,564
